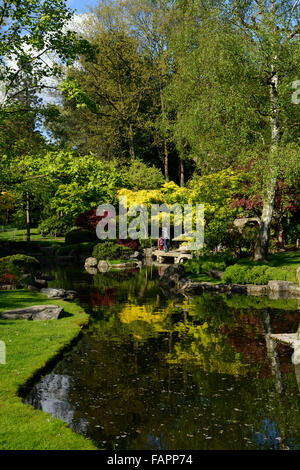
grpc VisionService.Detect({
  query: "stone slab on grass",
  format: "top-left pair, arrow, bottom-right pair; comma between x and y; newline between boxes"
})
0,305 -> 64,321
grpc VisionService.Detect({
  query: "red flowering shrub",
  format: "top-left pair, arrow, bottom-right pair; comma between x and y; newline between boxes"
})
0,273 -> 16,285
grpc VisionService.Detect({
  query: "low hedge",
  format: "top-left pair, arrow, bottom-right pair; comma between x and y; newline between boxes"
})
56,242 -> 96,256
92,241 -> 132,261
223,263 -> 297,285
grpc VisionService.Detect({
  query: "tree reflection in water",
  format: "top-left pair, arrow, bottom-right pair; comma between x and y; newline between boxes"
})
24,265 -> 300,450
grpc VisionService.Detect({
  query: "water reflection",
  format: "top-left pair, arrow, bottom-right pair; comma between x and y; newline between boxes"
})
24,265 -> 300,450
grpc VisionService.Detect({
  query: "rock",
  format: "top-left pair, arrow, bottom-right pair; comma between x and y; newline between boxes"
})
159,264 -> 185,289
64,290 -> 77,300
40,288 -> 77,300
0,284 -> 19,290
84,257 -> 98,268
297,267 -> 300,286
34,278 -> 48,288
246,284 -> 268,296
98,260 -> 110,272
0,305 -> 63,321
85,266 -> 98,275
288,285 -> 300,296
230,284 -> 248,294
268,280 -> 295,293
269,291 -> 293,300
27,285 -> 39,291
130,251 -> 143,260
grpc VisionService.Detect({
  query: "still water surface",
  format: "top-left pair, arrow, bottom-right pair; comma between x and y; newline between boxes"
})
24,265 -> 300,450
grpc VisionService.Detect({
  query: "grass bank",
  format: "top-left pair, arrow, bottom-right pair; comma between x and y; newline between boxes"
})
0,289 -> 97,450
0,228 -> 64,245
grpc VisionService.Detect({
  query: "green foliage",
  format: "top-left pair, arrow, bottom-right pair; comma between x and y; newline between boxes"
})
0,254 -> 40,273
223,262 -> 298,285
65,229 -> 97,245
38,216 -> 70,238
56,242 -> 96,256
92,241 -> 132,261
0,254 -> 40,283
124,160 -> 164,190
0,0 -> 94,118
223,265 -> 270,285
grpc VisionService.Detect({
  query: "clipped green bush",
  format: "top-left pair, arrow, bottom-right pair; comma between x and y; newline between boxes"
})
223,264 -> 270,285
4,254 -> 40,273
56,242 -> 96,256
38,216 -> 70,237
65,228 -> 97,245
92,241 -> 132,261
0,254 -> 40,284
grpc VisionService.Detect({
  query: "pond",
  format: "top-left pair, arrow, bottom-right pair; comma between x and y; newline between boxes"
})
24,265 -> 300,450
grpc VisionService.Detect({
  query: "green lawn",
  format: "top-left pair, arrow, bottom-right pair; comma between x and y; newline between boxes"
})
0,289 -> 97,450
0,228 -> 65,245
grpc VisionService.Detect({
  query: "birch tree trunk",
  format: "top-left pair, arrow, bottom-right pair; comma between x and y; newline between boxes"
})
26,192 -> 31,242
128,123 -> 135,160
179,157 -> 184,186
254,54 -> 279,261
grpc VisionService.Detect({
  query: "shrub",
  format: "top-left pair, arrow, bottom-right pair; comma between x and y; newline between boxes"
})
0,254 -> 40,284
92,241 -> 132,261
4,254 -> 40,273
38,216 -> 70,237
124,159 -> 164,190
223,264 -> 271,285
75,208 -> 108,232
56,242 -> 96,256
65,228 -> 97,245
0,273 -> 17,285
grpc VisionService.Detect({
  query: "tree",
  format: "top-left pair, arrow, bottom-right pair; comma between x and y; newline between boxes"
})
167,0 -> 300,260
121,0 -> 176,180
58,5 -> 155,162
0,0 -> 93,115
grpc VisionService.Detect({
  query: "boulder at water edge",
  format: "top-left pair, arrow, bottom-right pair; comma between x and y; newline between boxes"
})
84,257 -> 98,268
0,305 -> 63,321
40,287 -> 77,300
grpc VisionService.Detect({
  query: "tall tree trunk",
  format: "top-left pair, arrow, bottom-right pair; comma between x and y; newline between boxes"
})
128,124 -> 135,160
254,56 -> 279,261
179,157 -> 184,186
159,77 -> 169,181
26,192 -> 30,242
164,138 -> 169,181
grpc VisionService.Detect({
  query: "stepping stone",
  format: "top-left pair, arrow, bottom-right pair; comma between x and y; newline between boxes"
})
0,305 -> 64,321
